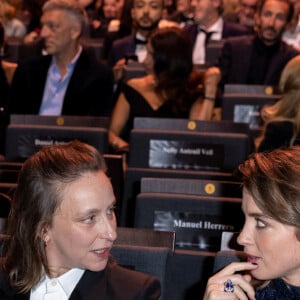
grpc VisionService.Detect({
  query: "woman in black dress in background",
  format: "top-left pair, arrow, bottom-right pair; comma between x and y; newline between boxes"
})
108,26 -> 221,152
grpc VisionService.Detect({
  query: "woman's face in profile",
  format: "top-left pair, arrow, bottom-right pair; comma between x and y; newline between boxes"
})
43,171 -> 117,276
237,188 -> 300,285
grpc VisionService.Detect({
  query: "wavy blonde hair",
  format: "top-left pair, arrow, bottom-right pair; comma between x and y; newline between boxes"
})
258,55 -> 300,146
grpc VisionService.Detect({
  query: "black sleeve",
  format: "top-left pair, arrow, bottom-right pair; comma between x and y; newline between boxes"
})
257,121 -> 294,152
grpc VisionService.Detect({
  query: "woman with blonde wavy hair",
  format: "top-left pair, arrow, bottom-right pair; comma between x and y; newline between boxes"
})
256,55 -> 300,152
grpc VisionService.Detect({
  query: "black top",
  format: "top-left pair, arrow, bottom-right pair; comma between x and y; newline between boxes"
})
247,37 -> 281,84
255,278 -> 300,300
257,121 -> 300,152
120,82 -> 189,141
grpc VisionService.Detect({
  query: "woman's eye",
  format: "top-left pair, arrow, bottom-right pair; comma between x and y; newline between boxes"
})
256,218 -> 267,228
83,215 -> 96,224
107,206 -> 116,215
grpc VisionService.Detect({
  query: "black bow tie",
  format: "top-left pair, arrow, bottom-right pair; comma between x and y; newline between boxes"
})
135,37 -> 147,45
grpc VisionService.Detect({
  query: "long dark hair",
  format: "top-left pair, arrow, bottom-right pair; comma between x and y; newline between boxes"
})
151,26 -> 203,116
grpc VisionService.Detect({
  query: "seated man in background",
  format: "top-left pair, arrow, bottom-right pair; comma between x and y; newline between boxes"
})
108,0 -> 164,77
185,0 -> 251,66
8,0 -> 114,117
217,0 -> 299,96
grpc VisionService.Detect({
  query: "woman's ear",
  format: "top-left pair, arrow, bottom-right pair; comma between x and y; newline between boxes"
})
37,223 -> 50,246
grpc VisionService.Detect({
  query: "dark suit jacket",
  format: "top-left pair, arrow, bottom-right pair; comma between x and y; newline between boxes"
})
257,121 -> 300,152
185,20 -> 251,45
108,35 -> 136,67
217,35 -> 300,87
0,62 -> 9,154
0,261 -> 161,300
8,50 -> 114,116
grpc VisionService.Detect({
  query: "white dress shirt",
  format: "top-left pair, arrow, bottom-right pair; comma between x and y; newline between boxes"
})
39,47 -> 82,116
30,268 -> 84,300
135,32 -> 148,63
192,17 -> 223,65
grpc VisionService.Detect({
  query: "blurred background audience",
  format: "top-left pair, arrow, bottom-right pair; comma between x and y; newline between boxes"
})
216,0 -> 299,107
223,0 -> 258,32
108,26 -> 221,152
167,0 -> 194,28
0,0 -> 27,39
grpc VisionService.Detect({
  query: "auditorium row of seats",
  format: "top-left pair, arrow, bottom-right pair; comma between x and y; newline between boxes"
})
3,37 -> 225,68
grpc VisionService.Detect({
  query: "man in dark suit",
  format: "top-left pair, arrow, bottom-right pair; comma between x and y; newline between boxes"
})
8,0 -> 114,117
108,0 -> 164,79
186,0 -> 251,65
217,0 -> 299,90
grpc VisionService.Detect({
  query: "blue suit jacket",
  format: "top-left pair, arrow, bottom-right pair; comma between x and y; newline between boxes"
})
0,261 -> 161,300
8,49 -> 114,116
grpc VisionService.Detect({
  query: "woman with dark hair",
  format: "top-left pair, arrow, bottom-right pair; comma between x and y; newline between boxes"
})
108,26 -> 221,152
0,140 -> 161,299
203,146 -> 300,299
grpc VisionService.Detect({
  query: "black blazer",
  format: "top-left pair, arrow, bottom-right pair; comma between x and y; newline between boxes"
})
8,50 -> 114,116
257,121 -> 300,152
108,35 -> 137,67
218,35 -> 300,87
0,261 -> 161,300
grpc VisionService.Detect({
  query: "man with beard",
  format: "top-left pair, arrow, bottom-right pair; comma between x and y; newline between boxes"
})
108,0 -> 164,76
217,0 -> 299,95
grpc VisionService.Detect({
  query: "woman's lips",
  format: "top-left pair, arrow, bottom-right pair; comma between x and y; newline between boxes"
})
247,255 -> 260,264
